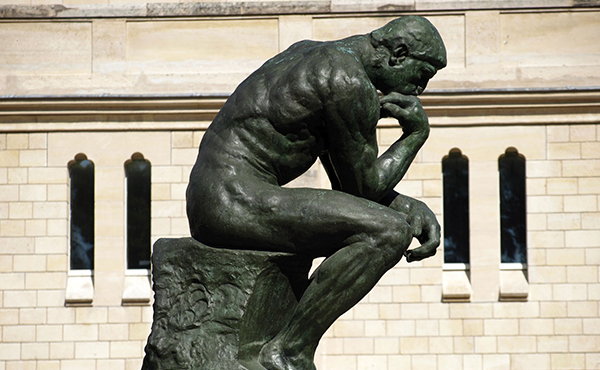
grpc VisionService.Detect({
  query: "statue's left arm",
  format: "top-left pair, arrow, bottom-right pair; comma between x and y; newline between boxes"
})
380,190 -> 440,262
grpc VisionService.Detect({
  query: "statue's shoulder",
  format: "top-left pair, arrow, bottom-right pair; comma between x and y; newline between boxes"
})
252,37 -> 374,101
297,41 -> 371,89
323,50 -> 374,94
285,39 -> 322,53
280,39 -> 362,66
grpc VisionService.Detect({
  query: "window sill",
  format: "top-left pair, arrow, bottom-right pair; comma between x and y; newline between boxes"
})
499,263 -> 528,301
122,269 -> 152,305
442,263 -> 471,302
65,270 -> 94,305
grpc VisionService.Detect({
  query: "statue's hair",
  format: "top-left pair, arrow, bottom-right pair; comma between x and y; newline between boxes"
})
370,16 -> 446,68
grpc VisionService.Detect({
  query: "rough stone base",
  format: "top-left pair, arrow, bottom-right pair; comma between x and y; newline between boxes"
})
142,237 -> 312,370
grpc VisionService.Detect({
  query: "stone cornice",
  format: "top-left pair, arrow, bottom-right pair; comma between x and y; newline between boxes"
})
420,88 -> 600,128
0,0 -> 599,19
1,88 -> 599,132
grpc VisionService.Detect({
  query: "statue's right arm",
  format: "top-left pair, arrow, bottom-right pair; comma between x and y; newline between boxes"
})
321,71 -> 440,261
323,76 -> 430,202
377,93 -> 440,262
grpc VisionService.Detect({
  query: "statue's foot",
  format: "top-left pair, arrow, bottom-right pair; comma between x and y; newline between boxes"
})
258,339 -> 316,370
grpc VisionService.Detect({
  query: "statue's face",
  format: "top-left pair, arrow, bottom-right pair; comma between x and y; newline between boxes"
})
368,16 -> 447,95
375,44 -> 444,96
384,54 -> 438,95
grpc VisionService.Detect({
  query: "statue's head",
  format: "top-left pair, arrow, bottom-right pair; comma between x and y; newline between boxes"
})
368,16 -> 447,95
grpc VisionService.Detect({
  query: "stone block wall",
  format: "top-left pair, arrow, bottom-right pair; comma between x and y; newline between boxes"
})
0,130 -> 208,370
0,131 -> 165,370
1,9 -> 600,96
313,123 -> 600,370
1,121 -> 599,370
1,3 -> 600,370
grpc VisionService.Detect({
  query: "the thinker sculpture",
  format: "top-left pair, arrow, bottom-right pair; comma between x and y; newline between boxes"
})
143,15 -> 446,370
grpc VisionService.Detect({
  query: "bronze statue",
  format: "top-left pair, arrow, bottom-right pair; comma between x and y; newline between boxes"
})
186,16 -> 446,370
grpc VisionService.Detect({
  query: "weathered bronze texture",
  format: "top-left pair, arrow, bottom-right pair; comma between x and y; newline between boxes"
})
144,15 -> 446,370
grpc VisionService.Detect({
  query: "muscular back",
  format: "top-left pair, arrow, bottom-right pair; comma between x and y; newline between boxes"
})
194,37 -> 381,186
187,18 -> 442,254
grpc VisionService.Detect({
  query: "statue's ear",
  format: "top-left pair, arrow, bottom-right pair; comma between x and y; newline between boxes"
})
390,44 -> 408,66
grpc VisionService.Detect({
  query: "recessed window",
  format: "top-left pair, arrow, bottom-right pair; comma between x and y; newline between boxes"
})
499,147 -> 527,264
68,154 -> 95,270
442,148 -> 470,264
125,153 -> 151,270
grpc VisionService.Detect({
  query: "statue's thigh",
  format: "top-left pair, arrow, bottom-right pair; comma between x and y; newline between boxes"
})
242,186 -> 407,257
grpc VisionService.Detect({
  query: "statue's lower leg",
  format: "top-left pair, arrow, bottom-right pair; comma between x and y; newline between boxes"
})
259,239 -> 405,370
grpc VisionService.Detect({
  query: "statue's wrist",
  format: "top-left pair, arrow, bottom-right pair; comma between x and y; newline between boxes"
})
389,193 -> 413,214
402,128 -> 429,147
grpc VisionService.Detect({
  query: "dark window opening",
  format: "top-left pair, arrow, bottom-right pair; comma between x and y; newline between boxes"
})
499,147 -> 527,264
442,148 -> 470,264
125,153 -> 151,269
69,154 -> 95,270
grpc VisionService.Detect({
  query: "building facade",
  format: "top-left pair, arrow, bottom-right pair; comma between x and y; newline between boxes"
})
1,1 -> 600,369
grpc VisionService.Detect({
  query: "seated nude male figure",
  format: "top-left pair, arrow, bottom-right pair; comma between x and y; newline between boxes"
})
186,16 -> 446,370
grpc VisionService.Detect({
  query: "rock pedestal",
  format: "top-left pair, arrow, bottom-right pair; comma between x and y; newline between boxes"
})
141,237 -> 312,370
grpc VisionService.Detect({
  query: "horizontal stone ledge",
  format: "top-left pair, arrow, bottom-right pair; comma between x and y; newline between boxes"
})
1,0 -> 599,19
0,2 -> 331,19
0,4 -> 147,18
1,88 -> 600,132
148,1 -> 331,17
2,113 -> 599,132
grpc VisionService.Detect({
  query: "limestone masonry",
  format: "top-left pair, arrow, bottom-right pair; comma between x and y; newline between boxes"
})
1,1 -> 600,369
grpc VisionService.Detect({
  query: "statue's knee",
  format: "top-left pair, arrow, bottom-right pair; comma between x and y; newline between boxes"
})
371,218 -> 412,262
